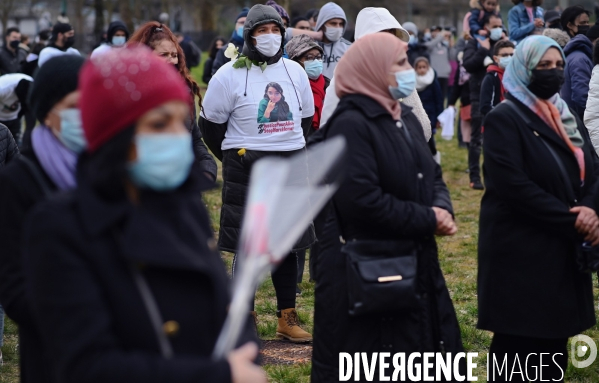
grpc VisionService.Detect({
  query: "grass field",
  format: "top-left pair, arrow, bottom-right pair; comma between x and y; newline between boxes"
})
1,58 -> 599,381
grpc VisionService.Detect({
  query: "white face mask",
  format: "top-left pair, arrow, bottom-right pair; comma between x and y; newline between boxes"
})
325,27 -> 343,42
252,34 -> 282,58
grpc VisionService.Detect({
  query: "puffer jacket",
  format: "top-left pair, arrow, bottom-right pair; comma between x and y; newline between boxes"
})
584,65 -> 599,155
562,34 -> 594,119
0,123 -> 19,167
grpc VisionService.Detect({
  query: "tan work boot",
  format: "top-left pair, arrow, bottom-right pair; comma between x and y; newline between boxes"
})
276,308 -> 312,343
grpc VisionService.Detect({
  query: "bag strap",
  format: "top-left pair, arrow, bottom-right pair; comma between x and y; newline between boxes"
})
112,230 -> 174,359
503,100 -> 578,205
19,156 -> 53,197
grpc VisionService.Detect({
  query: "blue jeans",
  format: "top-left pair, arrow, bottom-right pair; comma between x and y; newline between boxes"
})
0,304 -> 4,348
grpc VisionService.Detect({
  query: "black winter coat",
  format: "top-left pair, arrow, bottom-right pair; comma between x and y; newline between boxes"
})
448,63 -> 470,108
0,149 -> 57,383
311,94 -> 464,382
479,69 -> 502,116
0,45 -> 27,74
0,123 -> 19,167
463,38 -> 498,105
478,95 -> 598,338
417,73 -> 444,130
21,167 -> 257,383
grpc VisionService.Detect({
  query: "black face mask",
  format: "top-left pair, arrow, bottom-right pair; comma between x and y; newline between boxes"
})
527,69 -> 564,99
63,35 -> 75,48
576,25 -> 590,36
9,40 -> 19,49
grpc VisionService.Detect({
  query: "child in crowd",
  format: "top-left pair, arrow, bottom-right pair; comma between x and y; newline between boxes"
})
415,57 -> 444,163
469,0 -> 501,37
480,40 -> 515,116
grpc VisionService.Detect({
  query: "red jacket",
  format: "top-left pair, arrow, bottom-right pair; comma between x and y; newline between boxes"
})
310,75 -> 326,130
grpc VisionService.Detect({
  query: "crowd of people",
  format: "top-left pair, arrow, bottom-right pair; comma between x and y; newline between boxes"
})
1,0 -> 599,382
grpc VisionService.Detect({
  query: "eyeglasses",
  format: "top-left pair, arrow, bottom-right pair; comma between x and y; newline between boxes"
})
303,54 -> 323,61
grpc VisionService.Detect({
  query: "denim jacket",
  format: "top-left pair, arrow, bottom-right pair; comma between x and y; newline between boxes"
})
508,3 -> 544,43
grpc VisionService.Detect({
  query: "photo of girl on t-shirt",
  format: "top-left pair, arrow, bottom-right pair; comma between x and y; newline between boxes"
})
257,82 -> 293,123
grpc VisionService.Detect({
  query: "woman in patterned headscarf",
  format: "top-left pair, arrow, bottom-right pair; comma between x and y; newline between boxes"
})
478,35 -> 599,381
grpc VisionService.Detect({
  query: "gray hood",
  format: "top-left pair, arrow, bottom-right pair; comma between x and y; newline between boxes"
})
241,4 -> 286,63
315,2 -> 347,35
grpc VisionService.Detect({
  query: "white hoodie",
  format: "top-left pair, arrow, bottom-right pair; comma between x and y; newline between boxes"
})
319,7 -> 432,141
584,65 -> 599,154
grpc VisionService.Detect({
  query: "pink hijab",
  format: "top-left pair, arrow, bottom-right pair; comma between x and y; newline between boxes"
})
335,33 -> 407,121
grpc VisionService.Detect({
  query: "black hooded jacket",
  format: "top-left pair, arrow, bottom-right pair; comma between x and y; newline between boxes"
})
106,20 -> 130,42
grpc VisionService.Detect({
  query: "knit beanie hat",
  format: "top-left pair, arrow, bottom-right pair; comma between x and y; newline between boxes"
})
285,35 -> 323,60
79,46 -> 190,153
51,23 -> 73,39
236,8 -> 250,22
266,0 -> 290,25
28,54 -> 85,123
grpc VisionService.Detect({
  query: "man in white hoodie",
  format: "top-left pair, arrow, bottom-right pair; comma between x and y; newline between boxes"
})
316,2 -> 352,79
319,7 -> 432,140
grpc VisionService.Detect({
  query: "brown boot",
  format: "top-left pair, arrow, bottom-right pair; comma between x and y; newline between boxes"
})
276,308 -> 312,343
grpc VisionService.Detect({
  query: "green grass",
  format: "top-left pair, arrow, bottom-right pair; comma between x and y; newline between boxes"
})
2,80 -> 599,382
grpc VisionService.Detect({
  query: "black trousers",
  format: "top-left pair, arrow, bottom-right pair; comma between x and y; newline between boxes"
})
488,333 -> 568,382
1,118 -> 21,147
233,251 -> 297,311
438,77 -> 449,103
468,99 -> 483,182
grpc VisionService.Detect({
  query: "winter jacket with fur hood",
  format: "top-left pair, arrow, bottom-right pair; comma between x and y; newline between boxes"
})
318,7 -> 432,140
562,34 -> 594,119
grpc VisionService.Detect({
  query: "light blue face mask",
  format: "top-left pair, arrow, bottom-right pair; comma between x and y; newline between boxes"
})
58,108 -> 86,153
236,26 -> 244,38
489,27 -> 503,41
112,36 -> 126,46
389,69 -> 417,100
128,133 -> 194,192
304,59 -> 323,80
408,35 -> 417,45
499,56 -> 512,69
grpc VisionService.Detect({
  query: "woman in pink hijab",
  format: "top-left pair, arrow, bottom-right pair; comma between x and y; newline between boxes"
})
311,33 -> 464,382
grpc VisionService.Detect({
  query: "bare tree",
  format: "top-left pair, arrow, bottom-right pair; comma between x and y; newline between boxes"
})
94,0 -> 105,44
0,0 -> 16,34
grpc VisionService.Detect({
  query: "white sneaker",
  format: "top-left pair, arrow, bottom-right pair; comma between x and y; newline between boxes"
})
433,152 -> 441,165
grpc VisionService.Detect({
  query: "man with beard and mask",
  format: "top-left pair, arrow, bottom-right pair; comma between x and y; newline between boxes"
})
0,28 -> 27,75
560,6 -> 593,119
90,20 -> 130,59
38,23 -> 81,67
315,2 -> 351,79
200,4 -> 315,343
463,13 -> 507,190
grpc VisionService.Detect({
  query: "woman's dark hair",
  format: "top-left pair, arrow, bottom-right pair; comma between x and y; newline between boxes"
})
77,126 -> 135,201
128,22 -> 202,109
560,5 -> 589,32
511,0 -> 543,5
292,16 -> 309,28
263,82 -> 290,122
209,36 -> 226,60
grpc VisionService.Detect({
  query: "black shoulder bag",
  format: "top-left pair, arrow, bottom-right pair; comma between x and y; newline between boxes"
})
336,119 -> 421,316
504,100 -> 599,272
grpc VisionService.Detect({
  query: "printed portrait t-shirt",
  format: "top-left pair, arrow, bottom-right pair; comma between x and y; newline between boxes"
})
202,58 -> 315,151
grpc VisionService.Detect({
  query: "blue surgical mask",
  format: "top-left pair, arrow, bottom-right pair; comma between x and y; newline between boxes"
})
58,108 -> 86,153
128,133 -> 194,191
304,59 -> 323,80
408,35 -> 417,45
236,26 -> 244,38
499,56 -> 512,69
424,32 -> 432,40
389,69 -> 417,100
490,27 -> 503,41
112,36 -> 126,46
